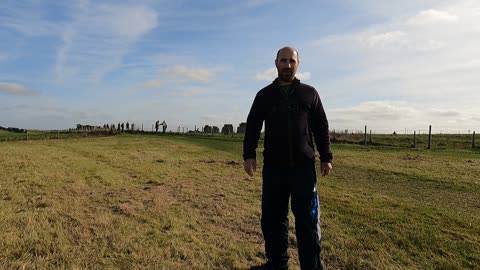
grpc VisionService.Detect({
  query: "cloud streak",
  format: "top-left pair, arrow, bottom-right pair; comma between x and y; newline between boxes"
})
329,101 -> 480,133
0,3 -> 63,36
0,83 -> 40,96
255,68 -> 311,81
164,66 -> 216,82
141,66 -> 220,89
408,9 -> 459,25
54,2 -> 158,82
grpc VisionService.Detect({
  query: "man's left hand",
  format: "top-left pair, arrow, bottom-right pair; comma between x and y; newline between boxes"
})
321,162 -> 332,176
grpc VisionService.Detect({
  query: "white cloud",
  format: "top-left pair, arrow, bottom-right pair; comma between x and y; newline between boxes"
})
54,3 -> 158,82
331,101 -> 416,121
296,71 -> 311,80
98,5 -> 158,39
142,79 -> 163,89
168,88 -> 209,98
329,101 -> 480,133
201,114 -> 227,123
310,0 -> 480,100
141,66 -> 219,89
306,1 -> 480,132
416,39 -> 446,51
2,102 -> 113,129
0,83 -> 39,96
408,9 -> 459,25
317,29 -> 445,52
0,4 -> 62,36
255,68 -> 276,81
255,68 -> 311,81
361,31 -> 408,48
164,66 -> 216,82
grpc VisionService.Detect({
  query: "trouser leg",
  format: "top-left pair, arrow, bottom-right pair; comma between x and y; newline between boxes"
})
261,166 -> 290,267
291,161 -> 322,270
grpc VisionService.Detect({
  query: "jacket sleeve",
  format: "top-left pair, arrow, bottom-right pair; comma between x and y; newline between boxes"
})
310,89 -> 333,163
243,92 -> 265,161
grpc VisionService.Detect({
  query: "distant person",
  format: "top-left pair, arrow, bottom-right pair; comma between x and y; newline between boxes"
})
243,47 -> 332,270
155,120 -> 160,133
161,120 -> 167,133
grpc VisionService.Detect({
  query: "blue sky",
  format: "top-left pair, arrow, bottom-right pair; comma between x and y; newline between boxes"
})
1,0 -> 479,133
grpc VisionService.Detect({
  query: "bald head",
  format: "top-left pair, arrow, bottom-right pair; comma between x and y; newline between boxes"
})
275,47 -> 300,85
276,47 -> 299,61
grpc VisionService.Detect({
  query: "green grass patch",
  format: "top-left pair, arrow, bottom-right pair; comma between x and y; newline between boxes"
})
0,135 -> 478,269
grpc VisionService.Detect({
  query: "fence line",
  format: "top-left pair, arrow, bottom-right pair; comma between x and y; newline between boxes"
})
332,124 -> 477,150
2,124 -> 478,150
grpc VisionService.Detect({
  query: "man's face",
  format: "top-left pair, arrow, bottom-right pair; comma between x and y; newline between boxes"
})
275,48 -> 299,83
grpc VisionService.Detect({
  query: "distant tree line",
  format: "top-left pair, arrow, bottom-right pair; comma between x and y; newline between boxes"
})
0,126 -> 26,133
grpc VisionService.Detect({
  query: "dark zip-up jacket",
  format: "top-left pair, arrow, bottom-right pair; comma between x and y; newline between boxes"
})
243,78 -> 333,167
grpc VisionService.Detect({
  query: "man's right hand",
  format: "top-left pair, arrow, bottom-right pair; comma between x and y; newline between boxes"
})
244,158 -> 257,176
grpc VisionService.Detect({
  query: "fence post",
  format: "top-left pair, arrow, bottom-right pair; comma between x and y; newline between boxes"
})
473,131 -> 476,149
427,125 -> 432,149
413,131 -> 416,148
369,130 -> 372,143
364,125 -> 367,145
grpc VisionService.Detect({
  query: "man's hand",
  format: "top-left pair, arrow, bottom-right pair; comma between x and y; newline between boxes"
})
321,162 -> 332,176
244,158 -> 257,176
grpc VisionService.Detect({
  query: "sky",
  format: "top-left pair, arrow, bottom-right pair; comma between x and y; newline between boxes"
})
1,0 -> 479,133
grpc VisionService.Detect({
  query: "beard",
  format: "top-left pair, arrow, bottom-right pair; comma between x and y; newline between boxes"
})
278,68 -> 295,83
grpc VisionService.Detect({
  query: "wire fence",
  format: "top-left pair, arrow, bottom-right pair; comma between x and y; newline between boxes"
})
331,125 -> 477,150
1,124 -> 478,150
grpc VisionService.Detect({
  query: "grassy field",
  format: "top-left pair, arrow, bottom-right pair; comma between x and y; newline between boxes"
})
0,130 -> 116,141
0,130 -> 27,140
0,134 -> 479,269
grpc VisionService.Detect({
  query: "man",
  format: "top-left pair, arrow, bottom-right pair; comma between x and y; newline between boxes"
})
243,47 -> 332,270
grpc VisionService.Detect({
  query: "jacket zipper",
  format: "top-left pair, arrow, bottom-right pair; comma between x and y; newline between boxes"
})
288,86 -> 296,168
288,113 -> 294,168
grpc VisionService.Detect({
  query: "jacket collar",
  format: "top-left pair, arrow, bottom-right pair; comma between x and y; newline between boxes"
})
272,77 -> 301,88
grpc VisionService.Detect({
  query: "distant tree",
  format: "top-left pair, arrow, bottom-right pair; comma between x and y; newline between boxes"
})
5,127 -> 25,133
126,122 -> 130,131
131,123 -> 135,131
121,123 -> 124,132
118,123 -> 121,132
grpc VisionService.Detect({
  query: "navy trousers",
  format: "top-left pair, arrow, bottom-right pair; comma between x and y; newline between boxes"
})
261,160 -> 322,270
